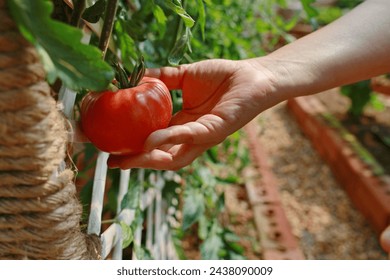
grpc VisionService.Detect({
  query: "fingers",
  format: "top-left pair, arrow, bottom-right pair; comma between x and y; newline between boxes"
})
144,119 -> 223,152
108,149 -> 174,170
145,65 -> 187,90
107,115 -> 226,170
144,124 -> 197,151
107,144 -> 206,171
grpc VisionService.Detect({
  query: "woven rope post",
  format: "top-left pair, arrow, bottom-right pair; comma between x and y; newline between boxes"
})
0,0 -> 101,259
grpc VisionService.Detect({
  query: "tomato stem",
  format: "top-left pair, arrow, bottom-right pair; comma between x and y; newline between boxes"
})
107,83 -> 119,92
129,56 -> 145,87
99,0 -> 119,59
114,62 -> 130,89
113,57 -> 145,89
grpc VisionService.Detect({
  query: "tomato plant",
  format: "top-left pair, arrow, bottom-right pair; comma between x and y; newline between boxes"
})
9,0 -> 325,260
80,76 -> 172,155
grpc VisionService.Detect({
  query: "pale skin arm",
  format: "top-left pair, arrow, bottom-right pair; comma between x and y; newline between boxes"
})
107,0 -> 390,171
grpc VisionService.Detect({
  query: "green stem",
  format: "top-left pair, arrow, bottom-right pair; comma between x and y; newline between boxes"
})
101,218 -> 118,224
129,57 -> 145,87
99,0 -> 119,59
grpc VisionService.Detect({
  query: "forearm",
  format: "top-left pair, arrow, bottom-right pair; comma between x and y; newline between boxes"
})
253,0 -> 390,101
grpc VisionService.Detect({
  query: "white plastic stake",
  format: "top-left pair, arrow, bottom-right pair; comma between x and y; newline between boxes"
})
87,151 -> 109,236
112,169 -> 131,260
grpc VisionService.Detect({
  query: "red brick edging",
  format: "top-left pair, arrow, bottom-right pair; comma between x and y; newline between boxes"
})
244,122 -> 305,260
287,96 -> 390,235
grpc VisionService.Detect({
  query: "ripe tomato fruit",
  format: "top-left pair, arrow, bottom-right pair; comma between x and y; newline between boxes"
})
80,77 -> 172,155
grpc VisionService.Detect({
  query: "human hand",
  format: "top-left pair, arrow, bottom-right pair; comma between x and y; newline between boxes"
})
107,58 -> 279,170
380,225 -> 390,255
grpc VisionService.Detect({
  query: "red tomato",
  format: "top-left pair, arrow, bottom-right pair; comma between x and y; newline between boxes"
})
80,77 -> 172,155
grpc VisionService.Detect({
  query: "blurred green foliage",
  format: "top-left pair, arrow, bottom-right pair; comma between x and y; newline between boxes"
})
17,0 -> 377,259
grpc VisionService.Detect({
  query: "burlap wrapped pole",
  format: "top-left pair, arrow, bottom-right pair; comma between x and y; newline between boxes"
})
0,0 -> 101,259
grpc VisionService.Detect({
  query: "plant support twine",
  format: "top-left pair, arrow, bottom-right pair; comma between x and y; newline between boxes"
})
0,0 -> 101,259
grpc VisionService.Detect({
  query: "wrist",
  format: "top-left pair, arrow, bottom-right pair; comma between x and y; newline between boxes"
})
241,57 -> 299,111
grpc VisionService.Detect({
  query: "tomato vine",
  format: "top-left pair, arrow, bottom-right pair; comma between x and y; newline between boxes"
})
10,0 -> 359,260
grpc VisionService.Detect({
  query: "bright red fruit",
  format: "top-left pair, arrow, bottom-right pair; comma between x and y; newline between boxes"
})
80,77 -> 172,155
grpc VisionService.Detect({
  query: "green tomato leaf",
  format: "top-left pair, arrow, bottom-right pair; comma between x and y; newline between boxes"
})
197,165 -> 216,187
182,186 -> 204,230
369,93 -> 385,111
114,20 -> 138,71
341,80 -> 371,117
198,215 -> 209,240
130,207 -> 144,236
201,234 -> 224,260
228,251 -> 246,260
216,175 -> 239,184
121,180 -> 142,210
216,193 -> 225,213
8,0 -> 114,91
153,4 -> 167,37
196,0 -> 206,40
82,0 -> 107,24
206,147 -> 219,163
120,221 -> 134,249
200,222 -> 224,260
168,27 -> 192,66
166,0 -> 195,28
299,0 -> 319,18
133,244 -> 154,260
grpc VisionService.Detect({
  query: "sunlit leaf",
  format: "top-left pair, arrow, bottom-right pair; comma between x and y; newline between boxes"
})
300,0 -> 319,18
200,221 -> 223,259
201,233 -> 224,259
153,4 -> 167,37
166,0 -> 195,28
114,20 -> 138,70
8,0 -> 114,91
216,175 -> 239,184
341,80 -> 371,117
182,186 -> 204,230
196,0 -> 206,40
121,180 -> 142,210
206,147 -> 219,163
198,215 -> 209,240
120,221 -> 134,248
133,244 -> 154,260
168,27 -> 192,65
216,193 -> 225,213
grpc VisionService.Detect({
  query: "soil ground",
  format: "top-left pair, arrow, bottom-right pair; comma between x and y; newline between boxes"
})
256,97 -> 387,259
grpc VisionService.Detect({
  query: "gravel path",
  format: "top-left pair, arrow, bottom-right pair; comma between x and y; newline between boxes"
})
255,101 -> 387,259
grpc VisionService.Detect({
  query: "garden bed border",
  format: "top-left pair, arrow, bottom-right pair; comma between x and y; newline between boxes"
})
244,122 -> 305,260
287,95 -> 390,237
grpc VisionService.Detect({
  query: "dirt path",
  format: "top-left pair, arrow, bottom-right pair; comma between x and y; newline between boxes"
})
255,101 -> 387,259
